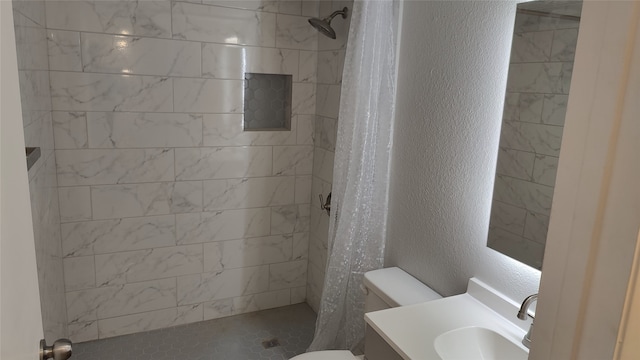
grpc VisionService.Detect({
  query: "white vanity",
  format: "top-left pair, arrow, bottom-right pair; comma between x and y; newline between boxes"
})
363,278 -> 531,360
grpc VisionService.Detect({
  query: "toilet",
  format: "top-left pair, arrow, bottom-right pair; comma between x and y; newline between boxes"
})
291,267 -> 442,360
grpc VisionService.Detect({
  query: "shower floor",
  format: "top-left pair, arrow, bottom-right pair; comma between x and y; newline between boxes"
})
72,303 -> 316,360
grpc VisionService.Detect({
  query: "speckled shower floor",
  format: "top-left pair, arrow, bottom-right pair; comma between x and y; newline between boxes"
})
72,303 -> 316,360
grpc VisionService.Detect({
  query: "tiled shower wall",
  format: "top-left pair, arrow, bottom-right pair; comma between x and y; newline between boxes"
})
488,12 -> 579,268
48,0 -> 321,342
12,0 -> 68,342
307,0 -> 352,312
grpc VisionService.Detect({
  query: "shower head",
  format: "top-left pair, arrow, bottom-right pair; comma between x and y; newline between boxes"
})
308,7 -> 348,39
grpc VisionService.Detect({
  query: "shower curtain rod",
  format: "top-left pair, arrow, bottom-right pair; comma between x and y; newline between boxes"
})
517,8 -> 581,22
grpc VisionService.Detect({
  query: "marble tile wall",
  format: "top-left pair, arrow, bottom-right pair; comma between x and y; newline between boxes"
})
12,0 -> 68,342
306,0 -> 352,312
46,0 -> 321,342
488,13 -> 579,268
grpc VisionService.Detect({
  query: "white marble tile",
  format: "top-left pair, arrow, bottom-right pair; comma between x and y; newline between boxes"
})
502,93 -> 519,121
336,49 -> 346,83
489,201 -> 526,236
21,106 -> 48,130
202,298 -> 233,321
52,111 -> 87,149
175,147 -> 273,180
203,235 -> 293,272
23,111 -> 54,159
532,155 -> 559,187
232,289 -> 290,315
87,112 -> 202,148
269,259 -> 306,290
523,211 -> 550,245
298,50 -> 317,83
170,181 -> 204,214
272,145 -> 313,175
47,30 -> 82,72
292,232 -> 309,260
317,50 -> 341,84
294,175 -> 312,204
541,94 -> 568,126
91,182 -> 202,220
513,93 -> 544,124
177,265 -> 269,305
50,72 -> 173,112
297,114 -> 314,145
66,278 -> 176,323
292,82 -> 316,115
94,245 -> 203,287
499,120 -> 564,157
306,238 -> 326,311
203,114 -> 297,146
487,226 -> 545,269
14,25 -> 48,70
19,70 -> 51,113
63,256 -> 96,291
271,205 -> 309,234
301,0 -> 318,17
495,147 -> 535,181
510,30 -> 553,63
515,13 -> 580,33
315,84 -> 340,118
58,186 -> 92,222
173,78 -> 243,113
68,321 -> 98,343
56,148 -> 174,186
276,14 -> 317,50
172,2 -> 276,46
45,1 -> 172,38
176,208 -> 271,244
506,62 -> 573,94
202,44 -> 299,80
277,0 -> 302,15
81,33 -> 201,77
23,113 -> 54,151
203,176 -> 295,210
12,0 -> 46,27
291,286 -> 306,304
551,28 -> 579,62
201,0 -> 278,12
492,175 -> 555,216
98,304 -> 202,339
312,147 -> 334,183
315,116 -> 336,151
61,215 -> 176,257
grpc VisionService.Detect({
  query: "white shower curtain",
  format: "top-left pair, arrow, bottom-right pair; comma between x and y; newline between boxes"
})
307,0 -> 401,352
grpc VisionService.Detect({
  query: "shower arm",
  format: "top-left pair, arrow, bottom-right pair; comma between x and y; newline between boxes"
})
324,7 -> 348,23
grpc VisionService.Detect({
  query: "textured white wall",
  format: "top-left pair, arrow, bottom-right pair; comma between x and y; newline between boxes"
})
385,1 -> 541,303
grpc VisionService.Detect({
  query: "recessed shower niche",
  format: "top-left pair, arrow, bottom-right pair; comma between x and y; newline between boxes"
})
243,73 -> 293,131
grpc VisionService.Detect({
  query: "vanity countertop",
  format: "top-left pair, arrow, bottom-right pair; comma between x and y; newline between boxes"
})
364,291 -> 528,359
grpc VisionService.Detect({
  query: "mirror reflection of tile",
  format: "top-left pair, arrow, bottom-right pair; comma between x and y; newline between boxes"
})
244,73 -> 293,131
488,1 -> 581,270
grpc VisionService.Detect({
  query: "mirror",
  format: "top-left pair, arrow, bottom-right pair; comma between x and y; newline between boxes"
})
487,1 -> 582,270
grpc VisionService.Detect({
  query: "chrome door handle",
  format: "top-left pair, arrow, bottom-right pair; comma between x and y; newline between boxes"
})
40,338 -> 72,360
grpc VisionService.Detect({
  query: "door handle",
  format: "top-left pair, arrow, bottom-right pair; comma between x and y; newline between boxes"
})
40,338 -> 72,360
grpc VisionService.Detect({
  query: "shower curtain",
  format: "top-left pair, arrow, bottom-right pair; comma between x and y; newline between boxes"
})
307,0 -> 401,352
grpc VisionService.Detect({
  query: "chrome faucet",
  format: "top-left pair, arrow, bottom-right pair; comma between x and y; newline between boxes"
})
517,294 -> 538,348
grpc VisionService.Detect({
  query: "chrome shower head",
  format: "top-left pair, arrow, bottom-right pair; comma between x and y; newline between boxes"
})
308,7 -> 348,39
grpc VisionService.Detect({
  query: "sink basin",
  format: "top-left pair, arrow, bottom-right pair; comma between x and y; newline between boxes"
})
434,326 -> 528,360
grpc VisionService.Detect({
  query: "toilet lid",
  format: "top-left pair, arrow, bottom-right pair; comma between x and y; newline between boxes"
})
289,350 -> 357,360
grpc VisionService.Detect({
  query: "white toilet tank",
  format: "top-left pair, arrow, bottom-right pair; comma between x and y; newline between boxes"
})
363,267 -> 441,312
